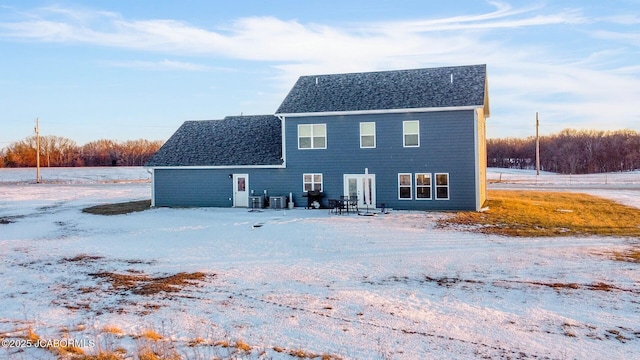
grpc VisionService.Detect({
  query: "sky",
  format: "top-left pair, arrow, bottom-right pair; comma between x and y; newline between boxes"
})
1,1 -> 639,146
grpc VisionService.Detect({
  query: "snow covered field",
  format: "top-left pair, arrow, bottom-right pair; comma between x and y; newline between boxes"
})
1,168 -> 639,359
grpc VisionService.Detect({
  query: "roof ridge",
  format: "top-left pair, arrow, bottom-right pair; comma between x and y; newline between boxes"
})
298,64 -> 486,78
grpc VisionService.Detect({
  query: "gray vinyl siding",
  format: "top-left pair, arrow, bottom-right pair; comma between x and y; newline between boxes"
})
153,168 -> 297,207
284,110 -> 477,210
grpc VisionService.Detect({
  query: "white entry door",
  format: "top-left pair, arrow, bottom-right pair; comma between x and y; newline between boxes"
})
343,174 -> 376,209
233,174 -> 249,207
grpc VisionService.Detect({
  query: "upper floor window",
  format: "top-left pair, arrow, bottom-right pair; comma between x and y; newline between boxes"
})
360,122 -> 376,148
403,120 -> 420,147
303,173 -> 323,192
298,124 -> 326,149
435,173 -> 449,200
415,173 -> 432,200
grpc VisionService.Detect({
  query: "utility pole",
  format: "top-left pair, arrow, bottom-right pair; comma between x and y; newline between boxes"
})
35,118 -> 41,183
535,112 -> 540,176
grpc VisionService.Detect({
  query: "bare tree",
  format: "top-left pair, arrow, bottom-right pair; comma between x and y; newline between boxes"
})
1,135 -> 164,168
488,128 -> 640,174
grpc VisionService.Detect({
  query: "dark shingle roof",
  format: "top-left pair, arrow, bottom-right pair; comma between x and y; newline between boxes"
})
145,115 -> 282,167
276,64 -> 487,114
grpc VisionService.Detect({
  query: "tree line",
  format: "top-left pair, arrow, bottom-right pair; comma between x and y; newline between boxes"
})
488,129 -> 640,174
4,128 -> 639,173
0,135 -> 164,167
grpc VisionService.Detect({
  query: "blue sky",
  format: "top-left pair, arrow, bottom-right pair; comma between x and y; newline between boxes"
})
1,1 -> 639,146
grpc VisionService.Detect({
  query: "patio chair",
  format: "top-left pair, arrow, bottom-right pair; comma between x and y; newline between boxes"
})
328,199 -> 337,215
340,196 -> 350,214
348,196 -> 358,214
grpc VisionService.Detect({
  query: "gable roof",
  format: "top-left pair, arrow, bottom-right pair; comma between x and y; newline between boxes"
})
276,64 -> 488,116
145,115 -> 283,167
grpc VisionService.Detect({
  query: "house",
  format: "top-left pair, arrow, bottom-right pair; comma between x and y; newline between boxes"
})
145,64 -> 490,211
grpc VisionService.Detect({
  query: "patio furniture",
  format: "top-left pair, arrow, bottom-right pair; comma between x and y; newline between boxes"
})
328,199 -> 345,215
348,196 -> 358,214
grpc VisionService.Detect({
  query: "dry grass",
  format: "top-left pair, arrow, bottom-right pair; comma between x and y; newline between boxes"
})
140,329 -> 163,341
76,352 -> 124,360
235,339 -> 252,352
11,325 -> 344,360
27,328 -> 39,343
440,190 -> 640,237
187,337 -> 206,347
612,248 -> 640,263
135,272 -> 207,296
214,339 -> 230,348
289,349 -> 317,358
63,254 -> 104,263
102,326 -> 124,336
20,328 -> 86,357
82,200 -> 151,216
136,329 -> 180,360
90,271 -> 207,296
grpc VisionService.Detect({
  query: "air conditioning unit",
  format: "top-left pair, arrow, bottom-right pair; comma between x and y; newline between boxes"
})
249,196 -> 264,209
269,196 -> 286,209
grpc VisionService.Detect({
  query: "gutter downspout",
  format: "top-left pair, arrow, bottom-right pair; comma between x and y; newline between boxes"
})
146,167 -> 155,207
276,115 -> 286,168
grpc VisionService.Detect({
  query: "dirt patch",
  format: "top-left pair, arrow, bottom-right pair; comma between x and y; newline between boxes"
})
528,281 -> 580,290
611,247 -> 640,263
61,254 -> 105,263
424,275 -> 482,287
498,280 -> 638,294
82,200 -> 151,216
90,271 -> 209,296
369,275 -> 638,294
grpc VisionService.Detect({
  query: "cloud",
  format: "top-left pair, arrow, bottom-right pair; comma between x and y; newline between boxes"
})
1,2 -> 639,137
368,3 -> 586,34
0,2 -> 585,62
591,30 -> 640,47
101,59 -> 213,71
601,14 -> 640,25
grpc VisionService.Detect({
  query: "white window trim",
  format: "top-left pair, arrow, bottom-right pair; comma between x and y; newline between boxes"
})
359,122 -> 376,149
298,124 -> 327,150
415,173 -> 432,200
303,173 -> 323,192
435,172 -> 450,200
398,173 -> 412,200
403,120 -> 420,148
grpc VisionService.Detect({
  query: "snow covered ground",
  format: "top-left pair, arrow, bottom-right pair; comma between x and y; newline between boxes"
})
1,167 -> 639,359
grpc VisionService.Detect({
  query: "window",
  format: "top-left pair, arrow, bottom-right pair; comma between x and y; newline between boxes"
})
303,173 -> 323,192
298,124 -> 326,149
403,120 -> 420,147
360,122 -> 376,148
398,173 -> 412,200
415,173 -> 432,200
237,177 -> 246,192
435,173 -> 449,200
